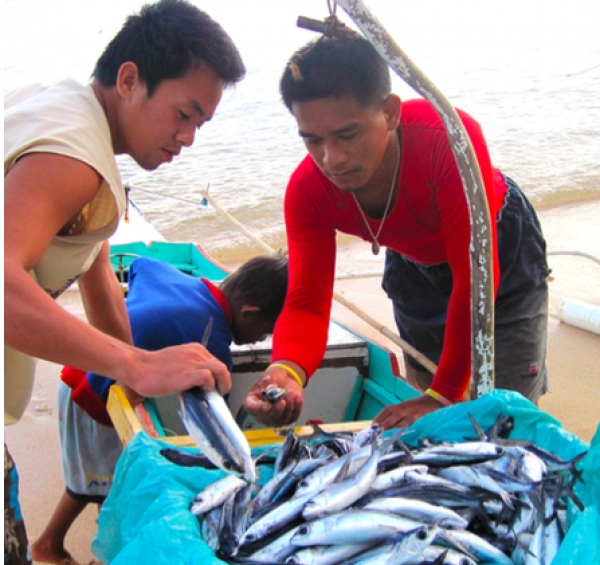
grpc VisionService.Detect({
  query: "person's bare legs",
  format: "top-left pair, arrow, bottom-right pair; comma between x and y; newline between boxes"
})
31,490 -> 86,564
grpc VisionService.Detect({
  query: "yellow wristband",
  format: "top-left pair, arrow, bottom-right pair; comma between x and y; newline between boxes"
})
425,388 -> 453,407
269,363 -> 303,390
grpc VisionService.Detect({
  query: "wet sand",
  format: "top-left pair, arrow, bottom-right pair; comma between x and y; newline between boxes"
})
4,199 -> 600,564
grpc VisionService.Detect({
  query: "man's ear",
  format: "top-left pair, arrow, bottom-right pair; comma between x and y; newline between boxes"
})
116,62 -> 141,101
240,304 -> 261,318
383,94 -> 402,131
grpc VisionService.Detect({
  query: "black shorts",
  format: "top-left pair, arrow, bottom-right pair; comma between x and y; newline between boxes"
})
382,176 -> 550,402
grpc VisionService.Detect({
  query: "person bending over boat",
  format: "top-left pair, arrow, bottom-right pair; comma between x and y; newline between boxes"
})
34,254 -> 287,565
243,34 -> 550,430
4,1 -> 245,563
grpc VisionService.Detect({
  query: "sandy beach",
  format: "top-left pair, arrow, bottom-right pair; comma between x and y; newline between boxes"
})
4,199 -> 600,564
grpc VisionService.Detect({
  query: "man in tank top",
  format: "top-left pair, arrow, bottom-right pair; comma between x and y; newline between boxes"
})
4,2 -> 245,563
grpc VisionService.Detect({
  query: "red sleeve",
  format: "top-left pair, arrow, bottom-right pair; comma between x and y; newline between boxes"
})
271,158 -> 337,379
426,106 -> 501,401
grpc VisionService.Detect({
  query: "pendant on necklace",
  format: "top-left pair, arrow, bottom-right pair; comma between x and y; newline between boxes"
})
371,240 -> 381,255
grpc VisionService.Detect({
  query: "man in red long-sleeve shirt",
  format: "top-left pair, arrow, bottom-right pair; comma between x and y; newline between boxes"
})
243,34 -> 549,429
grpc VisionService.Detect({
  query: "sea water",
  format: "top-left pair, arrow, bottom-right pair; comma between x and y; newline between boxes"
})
4,0 -> 600,258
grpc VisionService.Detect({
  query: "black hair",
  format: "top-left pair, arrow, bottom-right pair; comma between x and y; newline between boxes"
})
220,255 -> 288,321
93,0 -> 245,97
280,35 -> 391,112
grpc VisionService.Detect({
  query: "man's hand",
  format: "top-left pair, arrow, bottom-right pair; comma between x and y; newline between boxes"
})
243,365 -> 303,427
125,344 -> 232,398
374,393 -> 454,430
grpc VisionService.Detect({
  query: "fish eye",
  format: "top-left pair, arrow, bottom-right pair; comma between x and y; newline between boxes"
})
417,528 -> 427,540
298,525 -> 309,535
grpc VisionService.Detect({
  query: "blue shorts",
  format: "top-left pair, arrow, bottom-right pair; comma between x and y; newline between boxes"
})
382,176 -> 550,402
58,382 -> 123,502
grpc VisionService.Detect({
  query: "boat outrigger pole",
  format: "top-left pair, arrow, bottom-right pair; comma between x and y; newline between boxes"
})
327,0 -> 495,399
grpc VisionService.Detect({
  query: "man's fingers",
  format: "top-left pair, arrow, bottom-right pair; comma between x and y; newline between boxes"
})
244,395 -> 287,424
205,357 -> 231,395
243,395 -> 268,413
214,372 -> 232,396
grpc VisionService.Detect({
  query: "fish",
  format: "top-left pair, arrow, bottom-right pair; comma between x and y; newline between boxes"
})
302,442 -> 381,520
261,387 -> 288,402
245,524 -> 304,563
285,541 -> 377,565
239,492 -> 315,548
252,458 -> 326,516
273,425 -> 300,475
354,423 -> 382,449
437,528 -> 515,565
180,387 -> 246,477
190,473 -> 246,516
189,411 -> 585,565
304,420 -> 357,456
201,505 -> 222,552
160,448 -> 220,469
370,464 -> 429,492
342,526 -> 438,565
180,387 -> 255,482
362,498 -> 468,530
410,441 -> 505,467
203,387 -> 255,482
405,545 -> 477,565
437,465 -> 515,509
290,510 -> 425,546
180,316 -> 255,481
161,447 -> 275,469
294,444 -> 372,498
219,482 -> 254,557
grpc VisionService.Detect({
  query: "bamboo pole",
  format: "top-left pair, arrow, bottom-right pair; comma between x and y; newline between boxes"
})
332,292 -> 438,375
199,187 -> 438,376
333,0 -> 495,399
200,186 -> 274,255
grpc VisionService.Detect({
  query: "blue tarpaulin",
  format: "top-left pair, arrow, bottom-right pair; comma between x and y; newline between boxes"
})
92,391 -> 599,564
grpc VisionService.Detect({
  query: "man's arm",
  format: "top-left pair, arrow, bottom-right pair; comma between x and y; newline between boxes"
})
243,166 -> 336,426
79,241 -> 132,343
375,109 -> 498,429
78,241 -> 144,405
4,153 -> 231,396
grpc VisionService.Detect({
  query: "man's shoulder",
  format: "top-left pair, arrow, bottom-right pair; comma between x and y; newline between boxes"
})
4,78 -> 116,178
401,98 -> 445,128
401,98 -> 481,134
5,79 -> 94,114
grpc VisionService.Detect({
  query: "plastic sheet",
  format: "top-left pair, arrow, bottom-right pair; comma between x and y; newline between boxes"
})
92,390 -> 598,564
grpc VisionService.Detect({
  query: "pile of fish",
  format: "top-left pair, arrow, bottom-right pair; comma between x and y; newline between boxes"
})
177,396 -> 587,565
